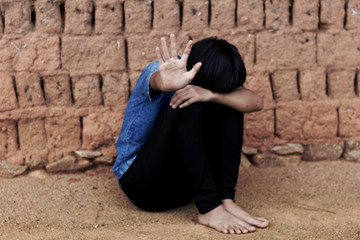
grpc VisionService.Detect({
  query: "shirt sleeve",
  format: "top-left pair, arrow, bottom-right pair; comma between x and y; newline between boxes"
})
137,61 -> 165,103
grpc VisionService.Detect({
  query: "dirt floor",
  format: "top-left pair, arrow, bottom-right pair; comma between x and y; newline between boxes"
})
0,161 -> 359,240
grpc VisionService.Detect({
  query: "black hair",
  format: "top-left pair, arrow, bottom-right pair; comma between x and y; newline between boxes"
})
187,37 -> 246,93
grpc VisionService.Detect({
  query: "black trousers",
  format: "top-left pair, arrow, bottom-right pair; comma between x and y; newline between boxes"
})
119,102 -> 244,214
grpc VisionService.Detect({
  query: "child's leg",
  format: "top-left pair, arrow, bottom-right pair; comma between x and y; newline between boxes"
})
119,103 -> 222,213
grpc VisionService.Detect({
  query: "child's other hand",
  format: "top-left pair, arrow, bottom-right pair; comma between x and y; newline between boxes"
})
151,34 -> 202,92
170,85 -> 214,109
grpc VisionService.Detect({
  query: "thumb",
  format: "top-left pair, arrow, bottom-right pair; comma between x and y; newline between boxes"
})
188,62 -> 202,78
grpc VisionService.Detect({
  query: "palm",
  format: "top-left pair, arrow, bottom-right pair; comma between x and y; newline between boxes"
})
156,34 -> 202,92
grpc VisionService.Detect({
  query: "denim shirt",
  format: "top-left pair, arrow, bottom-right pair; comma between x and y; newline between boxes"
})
113,61 -> 174,181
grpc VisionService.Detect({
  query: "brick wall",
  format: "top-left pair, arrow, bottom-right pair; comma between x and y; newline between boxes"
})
0,0 -> 359,177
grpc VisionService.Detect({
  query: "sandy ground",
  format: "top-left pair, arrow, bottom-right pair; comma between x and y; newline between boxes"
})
0,161 -> 359,240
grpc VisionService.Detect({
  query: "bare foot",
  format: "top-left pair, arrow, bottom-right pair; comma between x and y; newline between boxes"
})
198,205 -> 256,234
222,199 -> 269,228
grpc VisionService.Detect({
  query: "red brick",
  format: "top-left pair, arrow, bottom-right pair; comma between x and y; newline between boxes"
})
127,34 -> 159,71
244,110 -> 274,141
303,106 -> 338,139
43,75 -> 72,107
264,0 -> 289,30
0,4 -> 3,34
0,36 -> 60,71
94,0 -> 123,34
299,69 -> 327,101
210,0 -> 235,29
0,73 -> 18,112
244,72 -> 273,106
45,116 -> 81,151
72,75 -> 102,108
346,0 -> 360,31
327,69 -> 356,99
124,0 -> 152,32
320,0 -> 345,29
256,32 -> 316,69
62,36 -> 125,73
182,0 -> 209,31
102,72 -> 129,106
339,103 -> 360,137
276,105 -> 309,140
0,120 -> 18,156
223,33 -> 255,69
15,72 -> 45,108
153,0 -> 180,32
271,70 -> 300,102
18,119 -> 46,151
82,109 -> 124,149
292,0 -> 318,30
35,0 -> 62,34
1,0 -> 32,34
318,31 -> 360,67
237,0 -> 264,30
64,0 -> 93,35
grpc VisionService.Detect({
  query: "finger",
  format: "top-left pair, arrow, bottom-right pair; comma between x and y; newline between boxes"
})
179,98 -> 196,108
155,46 -> 163,66
172,94 -> 190,108
170,34 -> 177,59
185,62 -> 202,81
161,37 -> 170,60
181,40 -> 193,63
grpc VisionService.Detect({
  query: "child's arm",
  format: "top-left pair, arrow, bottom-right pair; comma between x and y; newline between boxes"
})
170,85 -> 264,113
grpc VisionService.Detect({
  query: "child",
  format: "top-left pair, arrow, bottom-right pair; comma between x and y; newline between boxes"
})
113,34 -> 269,234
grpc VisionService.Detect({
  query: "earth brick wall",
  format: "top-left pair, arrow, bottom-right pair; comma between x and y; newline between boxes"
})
0,0 -> 359,177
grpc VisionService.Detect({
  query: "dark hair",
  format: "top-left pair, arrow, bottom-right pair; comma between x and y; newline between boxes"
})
187,37 -> 246,93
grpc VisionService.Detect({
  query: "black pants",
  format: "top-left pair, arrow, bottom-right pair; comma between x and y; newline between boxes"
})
119,102 -> 244,214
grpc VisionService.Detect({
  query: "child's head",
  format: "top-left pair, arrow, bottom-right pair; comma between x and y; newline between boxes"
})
187,37 -> 246,93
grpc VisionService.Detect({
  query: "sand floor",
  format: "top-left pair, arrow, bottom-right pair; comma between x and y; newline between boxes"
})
0,161 -> 359,240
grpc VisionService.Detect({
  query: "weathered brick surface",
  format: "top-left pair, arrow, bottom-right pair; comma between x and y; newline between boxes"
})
102,72 -> 129,106
72,75 -> 102,108
271,70 -> 300,102
64,0 -> 93,35
210,0 -> 235,29
1,0 -> 32,34
276,105 -> 309,140
45,117 -> 81,162
244,110 -> 274,142
124,0 -> 152,32
327,69 -> 356,99
153,0 -> 180,32
264,0 -> 289,30
0,36 -> 60,71
299,69 -> 327,101
94,0 -> 123,34
320,0 -> 345,29
127,34 -> 159,71
18,119 -> 46,151
82,108 -> 124,150
256,32 -> 316,69
347,0 -> 360,31
317,31 -> 360,67
339,103 -> 360,137
224,33 -> 255,69
0,73 -> 17,112
15,72 -> 45,108
0,120 -> 18,156
182,0 -> 209,31
293,0 -> 318,30
43,75 -> 72,107
35,0 -> 62,34
62,36 -> 125,73
237,0 -> 263,30
303,143 -> 344,161
302,106 -> 338,139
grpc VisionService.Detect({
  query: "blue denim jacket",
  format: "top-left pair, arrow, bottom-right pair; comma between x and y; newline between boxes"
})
113,61 -> 173,181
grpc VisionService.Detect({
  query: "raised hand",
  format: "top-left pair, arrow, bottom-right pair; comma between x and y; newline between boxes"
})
150,34 -> 202,92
